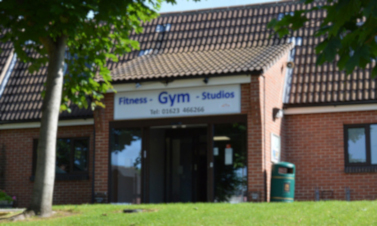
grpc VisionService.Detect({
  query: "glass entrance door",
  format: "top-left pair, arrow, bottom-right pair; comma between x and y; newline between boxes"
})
148,126 -> 207,203
108,118 -> 247,204
213,123 -> 247,203
110,128 -> 142,204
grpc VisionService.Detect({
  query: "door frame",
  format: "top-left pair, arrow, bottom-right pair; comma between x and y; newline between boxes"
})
108,114 -> 247,203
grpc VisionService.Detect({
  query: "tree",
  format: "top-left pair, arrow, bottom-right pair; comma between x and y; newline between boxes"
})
0,0 -> 183,219
268,0 -> 377,76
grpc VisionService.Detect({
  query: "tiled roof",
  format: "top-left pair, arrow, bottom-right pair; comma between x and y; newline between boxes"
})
287,55 -> 377,107
111,43 -> 293,81
0,55 -> 93,122
0,0 -> 376,123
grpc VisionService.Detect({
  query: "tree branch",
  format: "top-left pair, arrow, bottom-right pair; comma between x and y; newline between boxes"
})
39,36 -> 55,54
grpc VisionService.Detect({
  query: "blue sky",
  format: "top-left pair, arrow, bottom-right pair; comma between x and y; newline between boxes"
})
158,0 -> 278,13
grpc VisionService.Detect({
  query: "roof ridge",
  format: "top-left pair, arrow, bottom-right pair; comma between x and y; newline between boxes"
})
158,0 -> 298,16
147,41 -> 292,56
111,42 -> 294,80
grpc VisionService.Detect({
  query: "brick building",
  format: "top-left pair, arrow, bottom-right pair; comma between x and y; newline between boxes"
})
1,1 -> 377,207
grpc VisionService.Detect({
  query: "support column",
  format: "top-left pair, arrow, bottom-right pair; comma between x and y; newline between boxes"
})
246,76 -> 266,202
93,93 -> 114,203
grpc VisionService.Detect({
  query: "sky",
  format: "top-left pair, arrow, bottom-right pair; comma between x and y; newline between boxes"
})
157,0 -> 279,13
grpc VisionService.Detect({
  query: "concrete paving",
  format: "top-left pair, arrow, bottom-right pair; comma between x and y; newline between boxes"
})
0,208 -> 25,212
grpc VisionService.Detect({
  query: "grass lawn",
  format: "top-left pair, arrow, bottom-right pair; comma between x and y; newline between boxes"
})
1,201 -> 377,225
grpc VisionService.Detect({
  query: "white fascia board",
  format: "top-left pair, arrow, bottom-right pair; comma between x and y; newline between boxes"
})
284,104 -> 377,115
0,119 -> 94,130
108,75 -> 251,93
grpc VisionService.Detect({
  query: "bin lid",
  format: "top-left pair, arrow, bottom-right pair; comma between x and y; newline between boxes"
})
273,162 -> 295,168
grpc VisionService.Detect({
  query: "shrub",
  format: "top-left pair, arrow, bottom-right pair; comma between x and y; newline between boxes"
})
0,190 -> 13,202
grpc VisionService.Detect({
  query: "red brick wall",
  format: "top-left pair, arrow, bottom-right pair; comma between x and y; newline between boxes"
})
0,125 -> 93,207
285,111 -> 377,201
93,93 -> 114,202
243,52 -> 289,202
262,53 -> 288,201
244,76 -> 265,201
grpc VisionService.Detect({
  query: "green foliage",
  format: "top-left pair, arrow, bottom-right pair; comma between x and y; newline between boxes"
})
267,0 -> 377,77
0,0 -> 181,111
0,190 -> 13,202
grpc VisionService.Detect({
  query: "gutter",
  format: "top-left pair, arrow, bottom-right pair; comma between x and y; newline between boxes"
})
283,100 -> 377,108
284,103 -> 377,115
0,118 -> 94,130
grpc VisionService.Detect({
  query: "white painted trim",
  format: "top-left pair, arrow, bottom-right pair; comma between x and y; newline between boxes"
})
284,104 -> 377,115
109,75 -> 251,93
0,52 -> 16,98
0,51 -> 14,85
0,119 -> 94,130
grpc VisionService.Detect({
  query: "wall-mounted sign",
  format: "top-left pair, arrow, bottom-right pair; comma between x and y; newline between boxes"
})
213,147 -> 219,156
114,84 -> 241,120
271,133 -> 281,163
225,146 -> 233,165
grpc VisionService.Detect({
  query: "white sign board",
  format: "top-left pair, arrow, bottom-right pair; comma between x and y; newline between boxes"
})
114,84 -> 240,120
225,147 -> 233,165
271,133 -> 281,163
213,147 -> 219,156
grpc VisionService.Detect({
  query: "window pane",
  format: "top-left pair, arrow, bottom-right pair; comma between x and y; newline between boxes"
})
214,123 -> 247,203
56,139 -> 71,173
110,128 -> 142,204
347,128 -> 367,163
73,139 -> 89,172
371,125 -> 377,164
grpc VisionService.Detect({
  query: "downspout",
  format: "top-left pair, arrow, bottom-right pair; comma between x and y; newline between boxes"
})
262,74 -> 267,202
91,115 -> 96,203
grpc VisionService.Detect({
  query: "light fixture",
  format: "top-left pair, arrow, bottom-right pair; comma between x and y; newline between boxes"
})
273,108 -> 284,121
203,77 -> 209,84
172,125 -> 177,129
286,61 -> 295,68
162,79 -> 174,86
213,136 -> 230,141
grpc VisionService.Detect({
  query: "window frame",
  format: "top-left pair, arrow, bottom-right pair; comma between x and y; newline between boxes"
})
344,124 -> 373,167
32,137 -> 90,181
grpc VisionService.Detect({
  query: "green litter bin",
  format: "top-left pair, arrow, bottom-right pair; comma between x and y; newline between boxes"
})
271,162 -> 295,202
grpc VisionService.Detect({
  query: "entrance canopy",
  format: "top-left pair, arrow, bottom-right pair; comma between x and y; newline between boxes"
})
110,43 -> 293,82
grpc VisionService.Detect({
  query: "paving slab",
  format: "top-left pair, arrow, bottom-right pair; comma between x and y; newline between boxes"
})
0,208 -> 25,212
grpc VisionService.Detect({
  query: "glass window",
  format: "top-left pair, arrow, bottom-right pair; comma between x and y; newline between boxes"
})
33,138 -> 90,175
347,128 -> 366,163
56,139 -> 72,173
110,128 -> 142,204
73,139 -> 89,172
213,123 -> 247,203
345,124 -> 377,167
370,125 -> 377,164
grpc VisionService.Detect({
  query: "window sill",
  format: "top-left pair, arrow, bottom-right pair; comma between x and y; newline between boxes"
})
30,174 -> 89,181
345,166 -> 377,173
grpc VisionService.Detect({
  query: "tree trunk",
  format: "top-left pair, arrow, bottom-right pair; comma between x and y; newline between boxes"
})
28,36 -> 66,217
